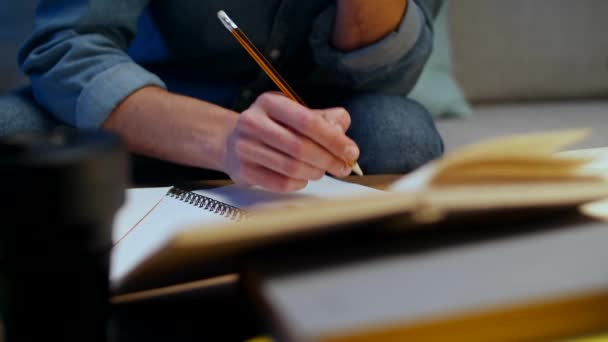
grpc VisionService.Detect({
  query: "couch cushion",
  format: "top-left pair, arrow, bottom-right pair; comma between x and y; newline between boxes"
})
409,0 -> 473,119
449,0 -> 608,103
435,100 -> 608,152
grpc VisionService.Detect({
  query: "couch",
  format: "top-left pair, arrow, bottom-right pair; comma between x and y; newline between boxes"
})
1,0 -> 607,153
431,0 -> 608,152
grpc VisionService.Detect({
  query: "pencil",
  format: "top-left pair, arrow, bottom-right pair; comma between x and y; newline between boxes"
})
217,10 -> 363,176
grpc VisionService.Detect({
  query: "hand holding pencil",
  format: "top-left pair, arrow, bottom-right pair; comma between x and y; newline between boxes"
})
222,92 -> 358,192
217,10 -> 363,179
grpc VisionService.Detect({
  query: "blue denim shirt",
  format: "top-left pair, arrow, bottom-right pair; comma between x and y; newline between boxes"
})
18,0 -> 442,129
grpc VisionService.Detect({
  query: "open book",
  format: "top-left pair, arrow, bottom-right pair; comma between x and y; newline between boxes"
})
110,128 -> 608,294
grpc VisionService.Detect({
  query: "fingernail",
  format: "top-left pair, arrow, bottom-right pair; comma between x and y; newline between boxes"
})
342,163 -> 352,176
345,145 -> 358,160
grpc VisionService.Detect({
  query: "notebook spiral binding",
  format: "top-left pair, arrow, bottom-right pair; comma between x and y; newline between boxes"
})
167,187 -> 248,221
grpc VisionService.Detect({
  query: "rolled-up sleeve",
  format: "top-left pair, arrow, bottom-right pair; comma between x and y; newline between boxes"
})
18,0 -> 166,128
309,0 -> 438,94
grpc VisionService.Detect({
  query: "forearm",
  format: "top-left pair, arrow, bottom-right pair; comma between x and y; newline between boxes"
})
333,0 -> 408,51
103,86 -> 238,172
18,0 -> 154,128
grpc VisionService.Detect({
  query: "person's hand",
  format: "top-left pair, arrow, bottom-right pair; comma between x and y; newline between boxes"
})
223,92 -> 360,192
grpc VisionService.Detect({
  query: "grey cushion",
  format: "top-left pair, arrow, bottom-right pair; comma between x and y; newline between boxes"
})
449,0 -> 608,103
409,0 -> 473,119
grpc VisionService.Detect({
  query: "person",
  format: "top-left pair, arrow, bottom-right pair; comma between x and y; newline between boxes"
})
2,0 -> 444,190
1,2 -> 446,339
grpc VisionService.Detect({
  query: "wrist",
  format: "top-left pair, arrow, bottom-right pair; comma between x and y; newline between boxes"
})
103,86 -> 239,173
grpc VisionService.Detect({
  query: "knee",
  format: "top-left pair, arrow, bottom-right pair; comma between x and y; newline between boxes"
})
343,93 -> 444,174
0,87 -> 61,137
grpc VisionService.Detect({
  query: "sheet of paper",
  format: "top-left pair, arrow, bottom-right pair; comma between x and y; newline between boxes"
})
559,147 -> 608,176
110,188 -> 232,286
388,136 -> 608,193
110,175 -> 383,289
112,186 -> 172,243
387,162 -> 437,193
580,198 -> 608,221
196,174 -> 383,209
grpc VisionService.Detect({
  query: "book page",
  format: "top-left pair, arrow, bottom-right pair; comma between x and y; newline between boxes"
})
433,129 -> 597,182
110,188 -> 234,287
112,186 -> 172,243
389,129 -> 599,191
387,162 -> 437,193
562,147 -> 608,221
559,147 -> 608,175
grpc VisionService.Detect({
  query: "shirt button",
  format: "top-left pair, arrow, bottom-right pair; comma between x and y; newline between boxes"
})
268,48 -> 281,60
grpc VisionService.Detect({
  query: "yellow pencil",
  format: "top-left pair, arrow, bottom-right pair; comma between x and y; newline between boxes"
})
217,10 -> 363,176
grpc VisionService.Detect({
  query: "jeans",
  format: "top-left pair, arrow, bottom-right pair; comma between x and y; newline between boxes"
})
0,85 -> 444,181
339,92 -> 444,174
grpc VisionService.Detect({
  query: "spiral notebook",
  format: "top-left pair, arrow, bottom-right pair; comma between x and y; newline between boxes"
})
110,175 -> 383,291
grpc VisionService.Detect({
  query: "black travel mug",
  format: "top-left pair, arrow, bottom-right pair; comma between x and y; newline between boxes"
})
0,128 -> 127,341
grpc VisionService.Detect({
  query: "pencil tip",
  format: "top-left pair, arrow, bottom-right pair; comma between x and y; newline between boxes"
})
352,162 -> 364,176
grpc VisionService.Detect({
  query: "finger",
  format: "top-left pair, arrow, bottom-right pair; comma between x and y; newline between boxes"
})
263,92 -> 351,132
234,138 -> 325,181
266,90 -> 286,97
255,93 -> 360,162
316,107 -> 351,133
238,108 -> 350,177
237,161 -> 308,193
